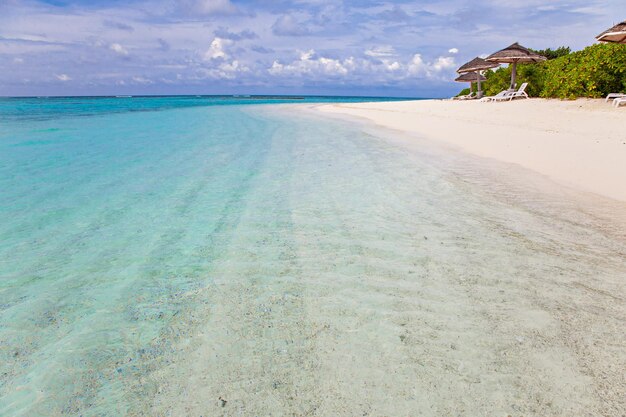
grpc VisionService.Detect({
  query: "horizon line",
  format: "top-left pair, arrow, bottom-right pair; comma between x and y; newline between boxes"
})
0,93 -> 431,100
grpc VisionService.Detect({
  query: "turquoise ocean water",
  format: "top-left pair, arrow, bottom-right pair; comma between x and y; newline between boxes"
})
0,95 -> 411,415
1,96 -> 624,416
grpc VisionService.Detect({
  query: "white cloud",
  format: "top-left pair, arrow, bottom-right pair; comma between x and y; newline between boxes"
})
195,59 -> 249,80
269,50 -> 349,77
407,54 -> 456,77
56,74 -> 71,81
448,48 -> 459,54
365,46 -> 396,58
203,37 -> 230,60
110,43 -> 129,56
268,49 -> 458,82
407,54 -> 426,75
217,60 -> 248,77
300,50 -> 314,61
13,57 -> 24,64
432,56 -> 456,71
384,60 -> 402,71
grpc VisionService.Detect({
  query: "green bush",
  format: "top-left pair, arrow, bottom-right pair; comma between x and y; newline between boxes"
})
541,43 -> 626,99
482,66 -> 512,96
459,43 -> 626,99
531,46 -> 571,60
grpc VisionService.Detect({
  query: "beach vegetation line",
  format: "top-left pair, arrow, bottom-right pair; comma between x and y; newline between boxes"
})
458,43 -> 626,99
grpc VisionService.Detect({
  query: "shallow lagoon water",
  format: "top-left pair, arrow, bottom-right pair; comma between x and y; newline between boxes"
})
1,98 -> 624,416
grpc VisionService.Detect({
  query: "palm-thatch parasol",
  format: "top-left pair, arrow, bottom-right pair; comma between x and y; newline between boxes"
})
486,42 -> 546,90
457,57 -> 499,98
596,21 -> 626,43
455,72 -> 486,82
455,72 -> 486,95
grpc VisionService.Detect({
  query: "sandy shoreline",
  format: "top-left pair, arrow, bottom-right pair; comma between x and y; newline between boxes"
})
317,98 -> 626,202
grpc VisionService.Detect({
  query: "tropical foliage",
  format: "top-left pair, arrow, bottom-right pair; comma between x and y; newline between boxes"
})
458,43 -> 626,99
530,46 -> 571,60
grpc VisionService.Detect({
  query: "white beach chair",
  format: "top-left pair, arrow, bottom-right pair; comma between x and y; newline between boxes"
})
496,83 -> 529,101
482,83 -> 528,102
613,97 -> 626,107
453,92 -> 476,100
480,90 -> 510,102
605,93 -> 626,102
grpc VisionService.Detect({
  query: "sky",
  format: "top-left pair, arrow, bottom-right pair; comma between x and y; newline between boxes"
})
1,0 -> 625,97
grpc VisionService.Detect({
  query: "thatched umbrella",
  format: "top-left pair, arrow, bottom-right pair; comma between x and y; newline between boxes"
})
455,72 -> 486,96
457,57 -> 499,98
486,42 -> 546,90
596,21 -> 626,43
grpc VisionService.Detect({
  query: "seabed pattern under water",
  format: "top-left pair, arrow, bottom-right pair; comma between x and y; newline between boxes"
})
0,97 -> 624,416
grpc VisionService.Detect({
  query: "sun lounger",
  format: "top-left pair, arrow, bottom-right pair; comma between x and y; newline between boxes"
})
605,93 -> 626,102
480,90 -> 510,102
453,92 -> 476,100
613,97 -> 626,107
495,83 -> 528,101
481,83 -> 528,102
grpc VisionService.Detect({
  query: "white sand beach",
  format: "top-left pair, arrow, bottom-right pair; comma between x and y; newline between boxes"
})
318,98 -> 626,202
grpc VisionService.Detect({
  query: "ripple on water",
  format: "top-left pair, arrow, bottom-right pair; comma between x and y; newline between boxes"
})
1,103 -> 625,416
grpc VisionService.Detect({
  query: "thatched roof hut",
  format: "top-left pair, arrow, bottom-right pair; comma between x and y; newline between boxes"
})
486,42 -> 547,63
596,21 -> 626,43
453,72 -> 485,97
455,57 -> 497,98
457,57 -> 498,74
455,72 -> 486,82
486,42 -> 546,89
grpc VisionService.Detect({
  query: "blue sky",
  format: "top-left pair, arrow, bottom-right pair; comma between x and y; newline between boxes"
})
1,0 -> 625,97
